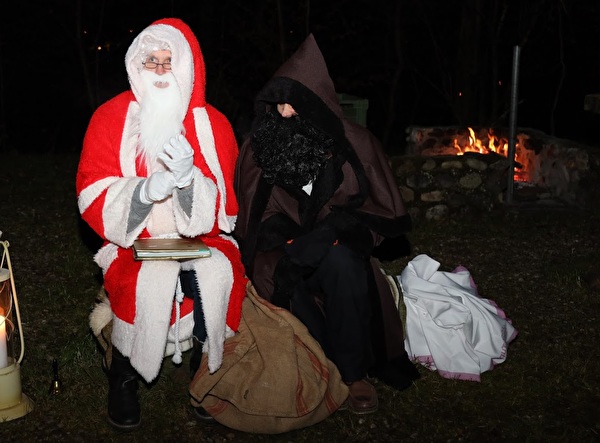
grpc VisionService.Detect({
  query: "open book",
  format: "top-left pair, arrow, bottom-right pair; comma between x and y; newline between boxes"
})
133,237 -> 211,260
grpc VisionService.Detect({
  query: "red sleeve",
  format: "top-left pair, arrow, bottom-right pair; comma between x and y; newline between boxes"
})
205,104 -> 239,216
76,92 -> 134,239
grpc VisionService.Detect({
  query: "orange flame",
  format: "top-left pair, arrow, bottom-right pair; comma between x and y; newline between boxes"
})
453,127 -> 509,156
453,127 -> 528,182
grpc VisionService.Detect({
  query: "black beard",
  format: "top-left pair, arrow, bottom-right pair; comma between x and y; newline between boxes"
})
251,110 -> 335,188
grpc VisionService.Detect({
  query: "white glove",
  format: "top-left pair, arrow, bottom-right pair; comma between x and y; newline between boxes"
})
158,135 -> 195,188
139,171 -> 176,204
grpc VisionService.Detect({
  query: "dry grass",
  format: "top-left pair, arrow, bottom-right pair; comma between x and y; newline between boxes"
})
0,152 -> 599,442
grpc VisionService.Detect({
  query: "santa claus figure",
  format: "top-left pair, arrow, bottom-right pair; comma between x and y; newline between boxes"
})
76,18 -> 246,430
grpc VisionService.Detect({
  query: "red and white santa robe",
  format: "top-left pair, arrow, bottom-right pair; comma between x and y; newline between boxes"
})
76,18 -> 246,383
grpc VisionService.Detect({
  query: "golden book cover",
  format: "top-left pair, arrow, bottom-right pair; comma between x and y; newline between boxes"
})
133,237 -> 211,260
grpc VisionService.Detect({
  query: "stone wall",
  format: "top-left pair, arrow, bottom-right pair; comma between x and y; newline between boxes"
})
391,153 -> 510,222
394,127 -> 600,222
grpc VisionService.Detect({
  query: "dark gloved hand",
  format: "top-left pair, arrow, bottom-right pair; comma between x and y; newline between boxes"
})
284,224 -> 337,268
256,213 -> 302,252
325,209 -> 374,258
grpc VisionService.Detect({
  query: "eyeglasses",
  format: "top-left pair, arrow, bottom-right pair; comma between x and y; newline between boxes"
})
142,61 -> 172,71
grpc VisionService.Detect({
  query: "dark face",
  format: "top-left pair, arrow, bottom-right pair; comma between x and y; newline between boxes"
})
251,109 -> 335,188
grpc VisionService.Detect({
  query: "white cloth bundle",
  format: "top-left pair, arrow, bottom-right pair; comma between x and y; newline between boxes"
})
397,254 -> 518,381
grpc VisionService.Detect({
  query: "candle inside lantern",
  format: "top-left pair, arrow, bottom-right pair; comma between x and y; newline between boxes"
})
0,313 -> 7,368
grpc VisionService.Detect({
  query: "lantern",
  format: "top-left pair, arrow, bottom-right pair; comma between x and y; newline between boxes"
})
0,238 -> 34,421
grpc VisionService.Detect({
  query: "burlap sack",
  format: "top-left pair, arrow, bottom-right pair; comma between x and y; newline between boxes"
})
189,283 -> 349,434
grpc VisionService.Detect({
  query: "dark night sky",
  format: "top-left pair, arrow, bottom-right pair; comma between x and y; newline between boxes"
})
2,0 -> 600,155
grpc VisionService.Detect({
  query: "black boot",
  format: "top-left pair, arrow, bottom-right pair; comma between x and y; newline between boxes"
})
107,348 -> 141,430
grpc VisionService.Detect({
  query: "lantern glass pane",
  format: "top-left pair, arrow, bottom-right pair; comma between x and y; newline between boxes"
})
0,269 -> 15,368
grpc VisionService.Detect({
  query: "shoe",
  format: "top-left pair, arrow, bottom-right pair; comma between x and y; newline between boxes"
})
193,405 -> 216,423
106,349 -> 141,431
345,379 -> 378,415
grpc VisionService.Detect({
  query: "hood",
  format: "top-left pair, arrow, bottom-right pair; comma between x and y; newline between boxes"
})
271,34 -> 343,119
125,18 -> 206,113
252,33 -> 372,208
254,34 -> 345,140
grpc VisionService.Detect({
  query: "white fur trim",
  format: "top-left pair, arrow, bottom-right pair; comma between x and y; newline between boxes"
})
120,101 -> 141,177
93,243 -> 119,274
112,317 -> 136,359
218,232 -> 239,248
188,248 -> 234,373
193,108 -> 233,232
103,177 -> 147,247
128,260 -> 180,382
78,176 -> 120,214
227,214 -> 237,230
173,171 -> 217,236
115,314 -> 194,359
110,251 -> 235,381
89,290 -> 112,336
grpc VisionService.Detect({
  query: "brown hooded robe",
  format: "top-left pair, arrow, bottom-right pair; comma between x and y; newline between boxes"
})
234,35 -> 417,385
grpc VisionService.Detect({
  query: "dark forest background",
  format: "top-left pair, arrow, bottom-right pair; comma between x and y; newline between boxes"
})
1,0 -> 600,156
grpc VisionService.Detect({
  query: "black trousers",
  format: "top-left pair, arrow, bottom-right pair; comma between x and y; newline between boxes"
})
290,244 -> 372,383
180,270 -> 207,343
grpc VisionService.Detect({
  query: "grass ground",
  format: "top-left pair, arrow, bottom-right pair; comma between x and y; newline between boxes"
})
0,152 -> 599,442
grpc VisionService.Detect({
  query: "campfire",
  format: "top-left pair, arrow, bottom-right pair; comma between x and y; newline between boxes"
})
405,126 -> 588,197
452,127 -> 509,157
392,126 -> 592,221
455,127 -> 535,183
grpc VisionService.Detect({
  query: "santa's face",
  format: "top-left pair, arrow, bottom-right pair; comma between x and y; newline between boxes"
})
137,50 -> 185,164
143,50 -> 173,88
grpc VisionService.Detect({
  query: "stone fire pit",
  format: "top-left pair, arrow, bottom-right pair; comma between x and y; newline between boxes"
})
391,126 -> 597,222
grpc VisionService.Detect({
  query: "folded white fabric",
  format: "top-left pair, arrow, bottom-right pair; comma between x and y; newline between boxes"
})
397,254 -> 518,381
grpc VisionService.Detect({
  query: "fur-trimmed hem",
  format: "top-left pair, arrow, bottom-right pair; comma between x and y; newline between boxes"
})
89,287 -> 112,337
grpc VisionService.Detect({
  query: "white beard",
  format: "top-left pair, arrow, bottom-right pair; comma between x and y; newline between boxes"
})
137,70 -> 185,166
